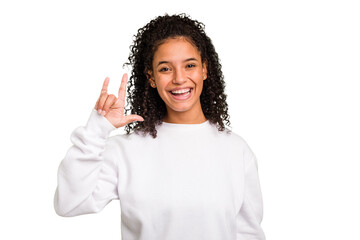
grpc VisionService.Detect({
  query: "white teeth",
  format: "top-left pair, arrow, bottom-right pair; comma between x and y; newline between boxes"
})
171,88 -> 190,94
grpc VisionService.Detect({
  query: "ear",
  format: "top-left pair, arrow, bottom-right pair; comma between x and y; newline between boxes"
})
147,70 -> 156,88
202,60 -> 208,80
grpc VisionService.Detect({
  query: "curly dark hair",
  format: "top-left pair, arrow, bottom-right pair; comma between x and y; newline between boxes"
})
124,13 -> 230,138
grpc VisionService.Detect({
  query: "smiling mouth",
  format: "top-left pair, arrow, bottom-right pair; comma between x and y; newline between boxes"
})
168,88 -> 193,100
169,88 -> 192,95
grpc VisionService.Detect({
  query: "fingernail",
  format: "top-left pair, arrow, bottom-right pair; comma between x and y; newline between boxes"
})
98,109 -> 102,114
101,110 -> 106,116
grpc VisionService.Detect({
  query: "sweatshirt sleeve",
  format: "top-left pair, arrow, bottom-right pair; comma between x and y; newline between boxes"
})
54,109 -> 118,217
236,147 -> 266,240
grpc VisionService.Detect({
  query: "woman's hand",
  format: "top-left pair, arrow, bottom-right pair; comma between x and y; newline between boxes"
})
94,74 -> 144,128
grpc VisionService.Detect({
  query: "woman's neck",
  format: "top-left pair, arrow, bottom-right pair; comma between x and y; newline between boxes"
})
162,107 -> 207,124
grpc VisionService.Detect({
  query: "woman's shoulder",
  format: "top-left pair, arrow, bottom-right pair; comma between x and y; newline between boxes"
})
215,125 -> 255,154
212,124 -> 247,143
107,129 -> 154,146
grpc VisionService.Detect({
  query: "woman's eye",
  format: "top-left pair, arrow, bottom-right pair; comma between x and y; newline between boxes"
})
159,67 -> 170,72
187,64 -> 196,68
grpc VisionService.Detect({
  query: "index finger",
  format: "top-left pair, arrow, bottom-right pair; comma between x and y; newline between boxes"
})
101,77 -> 110,94
118,73 -> 128,104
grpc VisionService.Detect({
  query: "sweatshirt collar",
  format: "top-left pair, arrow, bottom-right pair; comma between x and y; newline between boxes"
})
158,119 -> 211,131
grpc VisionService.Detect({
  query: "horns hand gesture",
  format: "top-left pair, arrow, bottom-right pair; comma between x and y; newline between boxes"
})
94,74 -> 144,128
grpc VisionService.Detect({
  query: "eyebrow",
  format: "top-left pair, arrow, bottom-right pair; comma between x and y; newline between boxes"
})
156,58 -> 199,67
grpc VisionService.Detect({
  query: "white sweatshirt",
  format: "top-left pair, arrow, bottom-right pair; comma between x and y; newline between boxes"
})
54,109 -> 265,240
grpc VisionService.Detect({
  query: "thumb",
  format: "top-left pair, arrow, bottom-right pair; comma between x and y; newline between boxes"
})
122,114 -> 144,125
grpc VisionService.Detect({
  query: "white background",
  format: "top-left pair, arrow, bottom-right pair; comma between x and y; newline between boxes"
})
1,0 -> 359,239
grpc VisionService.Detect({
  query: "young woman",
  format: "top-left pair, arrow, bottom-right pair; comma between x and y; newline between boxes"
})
54,14 -> 266,240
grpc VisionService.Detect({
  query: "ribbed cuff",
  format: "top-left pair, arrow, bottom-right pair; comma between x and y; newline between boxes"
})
84,109 -> 117,139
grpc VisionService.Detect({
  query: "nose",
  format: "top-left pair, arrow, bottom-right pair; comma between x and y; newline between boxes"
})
173,68 -> 187,84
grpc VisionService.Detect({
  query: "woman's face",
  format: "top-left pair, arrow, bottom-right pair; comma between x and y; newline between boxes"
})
149,37 -> 207,120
